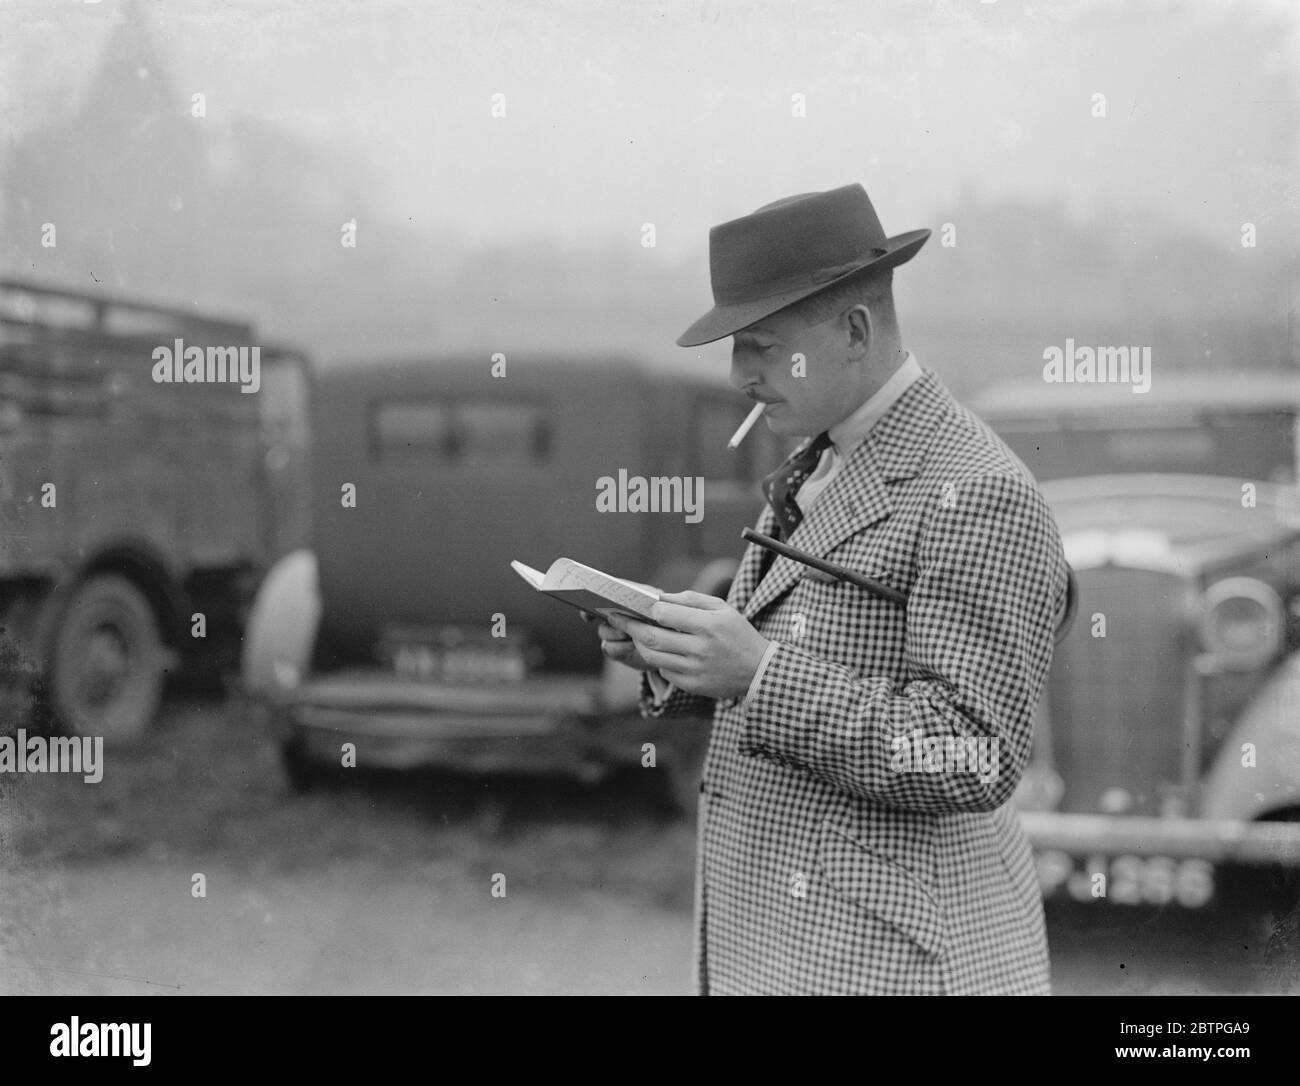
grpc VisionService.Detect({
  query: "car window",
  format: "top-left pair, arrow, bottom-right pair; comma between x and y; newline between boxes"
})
372,399 -> 453,458
993,410 -> 1296,485
456,400 -> 551,464
370,397 -> 550,467
258,356 -> 311,447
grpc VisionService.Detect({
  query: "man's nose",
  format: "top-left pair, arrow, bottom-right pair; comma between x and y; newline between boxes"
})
730,352 -> 759,391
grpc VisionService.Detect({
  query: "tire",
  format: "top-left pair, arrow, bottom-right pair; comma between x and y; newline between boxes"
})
46,574 -> 167,743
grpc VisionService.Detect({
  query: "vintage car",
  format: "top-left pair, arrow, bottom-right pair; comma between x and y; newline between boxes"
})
973,369 -> 1300,910
241,354 -> 784,807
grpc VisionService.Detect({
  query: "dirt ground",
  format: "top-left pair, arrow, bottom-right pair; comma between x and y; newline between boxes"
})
1,692 -> 1296,995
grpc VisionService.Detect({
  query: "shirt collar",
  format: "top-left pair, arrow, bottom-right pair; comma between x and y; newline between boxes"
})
827,351 -> 922,456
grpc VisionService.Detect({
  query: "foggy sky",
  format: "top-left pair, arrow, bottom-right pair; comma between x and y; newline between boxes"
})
2,0 -> 1297,264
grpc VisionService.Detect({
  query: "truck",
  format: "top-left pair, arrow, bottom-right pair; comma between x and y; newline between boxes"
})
0,278 -> 310,741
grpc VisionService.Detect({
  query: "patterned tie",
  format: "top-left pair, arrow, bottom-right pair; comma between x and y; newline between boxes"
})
762,431 -> 833,541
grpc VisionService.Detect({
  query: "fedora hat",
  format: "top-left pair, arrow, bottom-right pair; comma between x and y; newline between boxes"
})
677,183 -> 929,348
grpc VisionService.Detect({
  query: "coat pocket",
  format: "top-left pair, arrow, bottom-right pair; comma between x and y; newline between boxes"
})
815,817 -> 947,959
991,804 -> 1044,927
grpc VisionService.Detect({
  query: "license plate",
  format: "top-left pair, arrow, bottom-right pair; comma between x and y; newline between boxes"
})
1034,850 -> 1215,908
388,642 -> 528,682
379,624 -> 531,683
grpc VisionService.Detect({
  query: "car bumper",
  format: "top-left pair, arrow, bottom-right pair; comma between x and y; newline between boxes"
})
1019,811 -> 1300,866
276,669 -> 642,776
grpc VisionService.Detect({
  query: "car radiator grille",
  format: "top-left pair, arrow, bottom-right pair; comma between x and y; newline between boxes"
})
1047,567 -> 1190,815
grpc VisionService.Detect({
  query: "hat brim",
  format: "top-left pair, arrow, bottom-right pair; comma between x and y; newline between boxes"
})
675,228 -> 931,348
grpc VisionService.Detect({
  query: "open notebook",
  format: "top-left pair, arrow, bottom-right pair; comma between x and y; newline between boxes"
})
511,558 -> 668,628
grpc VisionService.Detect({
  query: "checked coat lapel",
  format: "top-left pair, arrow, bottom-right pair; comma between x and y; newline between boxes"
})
732,370 -> 948,621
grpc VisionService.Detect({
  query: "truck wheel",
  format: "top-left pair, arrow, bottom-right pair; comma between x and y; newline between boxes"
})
47,575 -> 167,742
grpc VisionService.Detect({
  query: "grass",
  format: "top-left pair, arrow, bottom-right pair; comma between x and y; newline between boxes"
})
2,688 -> 698,913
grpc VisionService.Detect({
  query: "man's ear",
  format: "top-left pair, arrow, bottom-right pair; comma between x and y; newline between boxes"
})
844,303 -> 873,360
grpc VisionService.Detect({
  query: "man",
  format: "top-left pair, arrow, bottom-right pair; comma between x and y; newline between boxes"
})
597,182 -> 1068,995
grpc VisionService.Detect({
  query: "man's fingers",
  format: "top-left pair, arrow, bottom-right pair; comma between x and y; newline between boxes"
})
620,617 -> 695,657
603,644 -> 652,673
637,645 -> 697,677
596,622 -> 628,641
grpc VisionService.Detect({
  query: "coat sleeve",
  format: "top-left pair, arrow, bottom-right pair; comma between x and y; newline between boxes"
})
637,670 -> 715,719
739,470 -> 1066,812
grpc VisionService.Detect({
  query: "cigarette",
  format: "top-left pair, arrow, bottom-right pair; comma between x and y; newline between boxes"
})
727,402 -> 766,449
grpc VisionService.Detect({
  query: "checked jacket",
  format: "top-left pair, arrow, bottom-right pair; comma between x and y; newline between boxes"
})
641,369 -> 1068,995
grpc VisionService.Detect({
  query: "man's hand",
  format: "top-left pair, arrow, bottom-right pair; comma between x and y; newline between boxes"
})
607,591 -> 772,700
581,610 -> 655,671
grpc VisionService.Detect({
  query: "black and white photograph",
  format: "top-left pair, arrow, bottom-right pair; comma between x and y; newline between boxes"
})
0,0 -> 1298,1031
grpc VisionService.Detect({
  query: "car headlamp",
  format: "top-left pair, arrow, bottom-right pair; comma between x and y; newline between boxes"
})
1200,576 -> 1284,671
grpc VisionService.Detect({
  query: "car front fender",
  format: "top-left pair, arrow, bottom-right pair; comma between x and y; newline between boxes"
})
240,549 -> 321,700
1200,652 -> 1300,822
